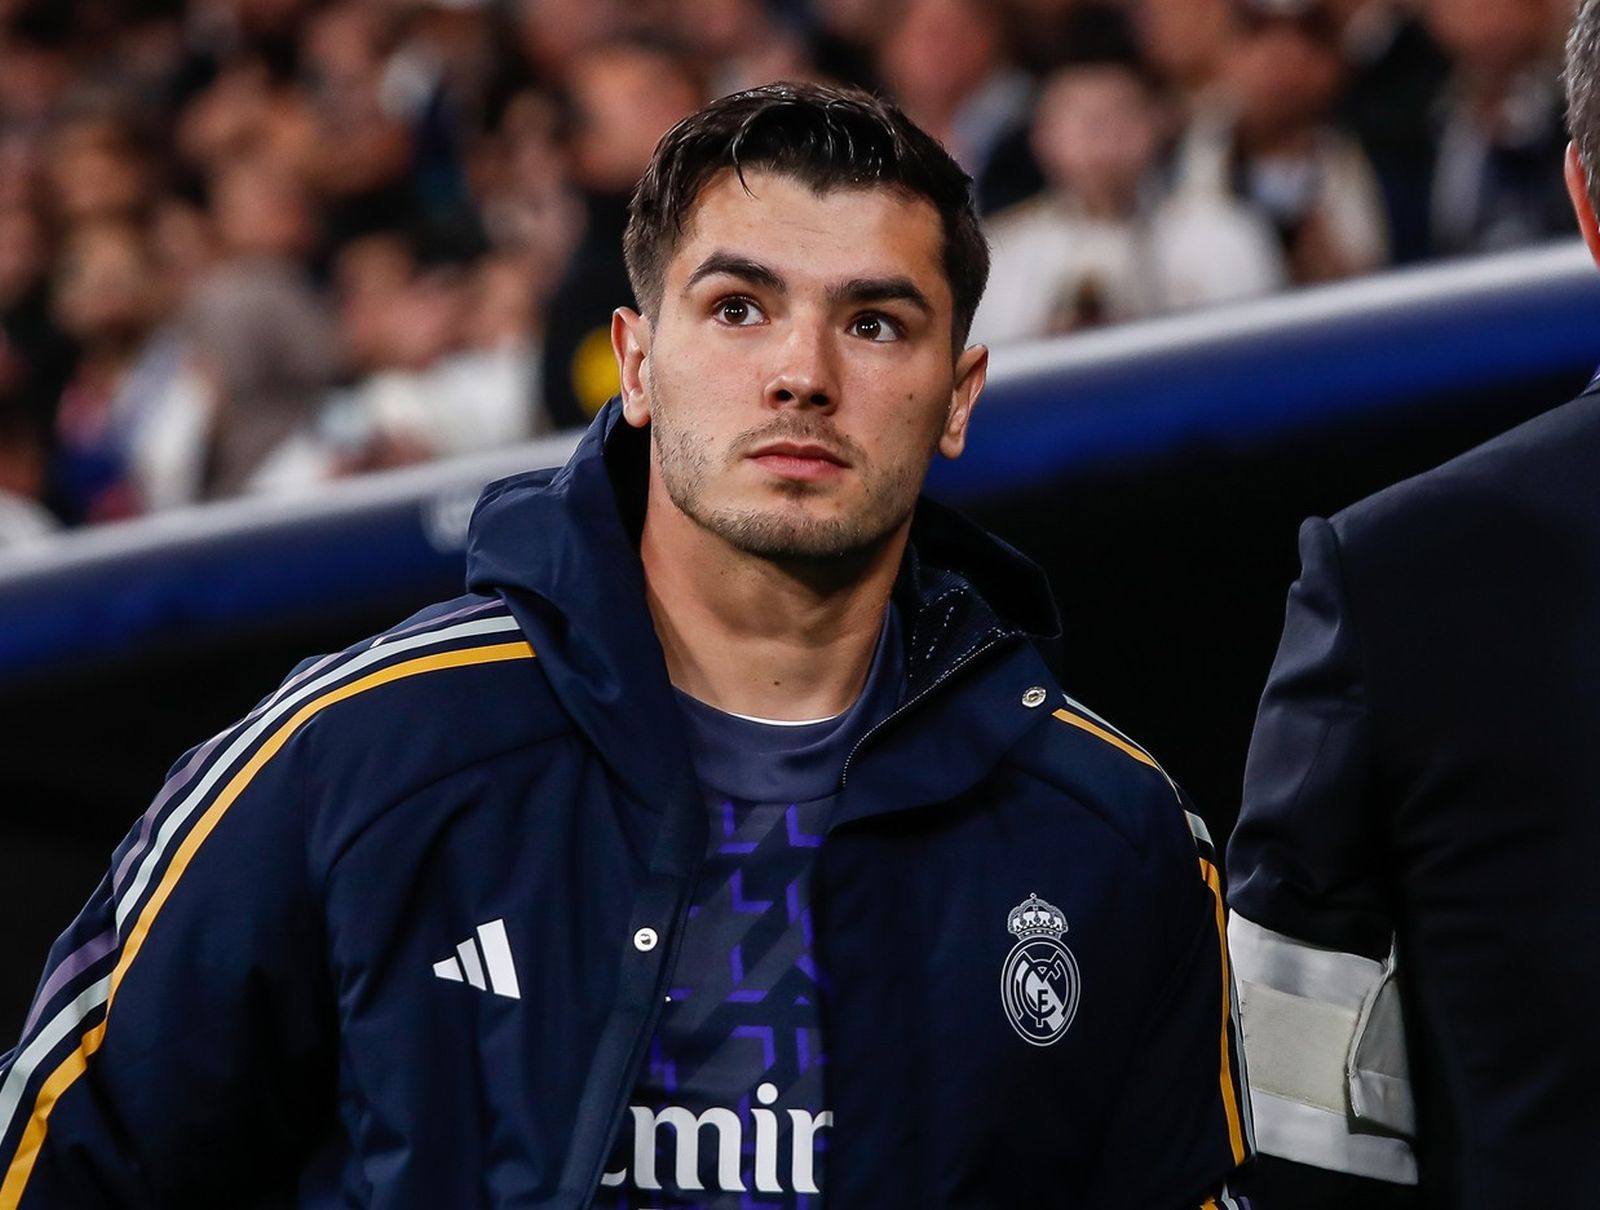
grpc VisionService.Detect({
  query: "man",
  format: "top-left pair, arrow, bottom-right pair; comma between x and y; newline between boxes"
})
971,51 -> 1285,343
540,39 -> 704,429
1172,0 -> 1390,285
0,83 -> 1249,1207
1226,6 -> 1600,1205
1421,0 -> 1571,258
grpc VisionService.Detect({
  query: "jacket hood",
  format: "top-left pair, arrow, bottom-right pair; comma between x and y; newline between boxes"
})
464,398 -> 1062,807
467,398 -> 1059,638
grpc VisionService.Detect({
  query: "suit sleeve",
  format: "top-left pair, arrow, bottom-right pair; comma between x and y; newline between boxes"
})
0,707 -> 335,1208
1084,798 -> 1253,1209
1224,517 -> 1420,1203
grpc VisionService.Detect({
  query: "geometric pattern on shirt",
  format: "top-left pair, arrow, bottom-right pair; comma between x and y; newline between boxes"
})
602,794 -> 830,1210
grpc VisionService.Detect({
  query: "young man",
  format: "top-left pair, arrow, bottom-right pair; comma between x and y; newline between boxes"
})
971,53 -> 1285,343
0,83 -> 1249,1208
1226,4 -> 1600,1205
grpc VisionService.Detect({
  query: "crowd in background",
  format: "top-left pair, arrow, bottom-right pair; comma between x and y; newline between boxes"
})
0,0 -> 1578,541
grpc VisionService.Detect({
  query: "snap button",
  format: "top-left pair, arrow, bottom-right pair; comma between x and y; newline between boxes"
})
633,927 -> 659,952
1021,686 -> 1048,708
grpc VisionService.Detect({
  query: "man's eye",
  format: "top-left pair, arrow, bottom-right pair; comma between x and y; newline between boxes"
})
715,298 -> 764,325
849,313 -> 901,342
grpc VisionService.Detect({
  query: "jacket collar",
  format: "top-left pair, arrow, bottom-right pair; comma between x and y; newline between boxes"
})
465,398 -> 1063,815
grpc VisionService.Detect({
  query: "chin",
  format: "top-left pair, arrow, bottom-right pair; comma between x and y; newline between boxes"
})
701,501 -> 905,565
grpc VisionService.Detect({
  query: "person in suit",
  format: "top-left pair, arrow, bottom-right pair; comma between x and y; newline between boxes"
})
1225,3 -> 1600,1205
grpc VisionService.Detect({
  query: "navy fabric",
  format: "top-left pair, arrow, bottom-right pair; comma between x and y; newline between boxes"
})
600,610 -> 902,1208
1229,379 -> 1600,1208
0,398 -> 1247,1209
671,605 -> 902,805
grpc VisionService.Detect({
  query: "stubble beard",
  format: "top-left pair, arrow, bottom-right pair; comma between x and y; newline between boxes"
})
646,371 -> 930,565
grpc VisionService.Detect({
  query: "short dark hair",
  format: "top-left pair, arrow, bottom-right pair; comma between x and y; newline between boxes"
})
1571,0 -> 1600,211
623,81 -> 990,348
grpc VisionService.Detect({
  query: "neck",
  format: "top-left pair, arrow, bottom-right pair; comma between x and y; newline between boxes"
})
1462,65 -> 1522,120
79,342 -> 138,389
1238,119 -> 1315,159
639,495 -> 905,722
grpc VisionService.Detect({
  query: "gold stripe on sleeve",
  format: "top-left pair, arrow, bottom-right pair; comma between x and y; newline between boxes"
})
1200,856 -> 1249,1166
0,639 -> 535,1207
1051,708 -> 1161,771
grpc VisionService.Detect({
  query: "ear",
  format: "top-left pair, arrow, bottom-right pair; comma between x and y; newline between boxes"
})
1565,143 -> 1600,270
612,307 -> 653,428
937,343 -> 988,460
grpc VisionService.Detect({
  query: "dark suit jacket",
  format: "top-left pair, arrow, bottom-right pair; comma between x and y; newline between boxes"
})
1228,380 -> 1600,1208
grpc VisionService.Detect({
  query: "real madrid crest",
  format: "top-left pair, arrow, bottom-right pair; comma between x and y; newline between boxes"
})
1001,893 -> 1081,1046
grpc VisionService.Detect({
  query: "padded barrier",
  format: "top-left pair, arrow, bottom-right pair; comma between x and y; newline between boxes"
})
2,240 -> 1599,686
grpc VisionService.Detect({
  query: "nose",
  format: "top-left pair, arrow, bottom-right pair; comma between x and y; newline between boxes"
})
764,317 -> 838,412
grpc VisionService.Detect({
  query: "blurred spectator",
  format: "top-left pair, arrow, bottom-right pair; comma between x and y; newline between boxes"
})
805,0 -> 886,88
205,0 -> 320,78
972,55 -> 1286,343
0,201 -> 75,455
1134,0 -> 1241,116
0,336 -> 60,546
300,1 -> 416,248
378,0 -> 511,249
1175,0 -> 1390,284
473,87 -> 584,289
45,115 -> 159,228
1330,0 -> 1453,263
512,0 -> 648,82
878,0 -> 1039,213
0,125 -> 44,212
539,38 -> 701,429
0,8 -> 75,131
89,0 -> 194,114
49,218 -> 207,520
668,0 -> 811,97
1423,0 -> 1571,255
149,193 -> 220,297
447,251 -> 544,442
997,0 -> 1136,80
177,54 -> 318,184
182,158 -> 336,498
250,227 -> 546,494
0,0 -> 1575,532
317,233 -> 474,475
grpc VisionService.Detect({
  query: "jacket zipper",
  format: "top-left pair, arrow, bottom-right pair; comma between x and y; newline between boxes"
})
578,629 -> 1013,1200
839,632 -> 1007,789
577,822 -> 704,1209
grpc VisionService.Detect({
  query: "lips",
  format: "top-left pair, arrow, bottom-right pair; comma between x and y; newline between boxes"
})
748,441 -> 849,466
747,440 -> 850,482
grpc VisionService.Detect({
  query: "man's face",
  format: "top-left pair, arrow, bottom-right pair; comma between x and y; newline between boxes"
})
615,169 -> 985,564
1426,0 -> 1550,74
1034,66 -> 1159,207
1227,18 -> 1346,136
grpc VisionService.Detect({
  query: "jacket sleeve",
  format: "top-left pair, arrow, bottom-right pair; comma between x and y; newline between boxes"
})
1224,517 -> 1420,1202
1084,799 -> 1253,1209
0,694 -> 335,1208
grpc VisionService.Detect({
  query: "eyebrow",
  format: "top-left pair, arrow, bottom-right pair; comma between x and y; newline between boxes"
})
684,253 -> 785,294
827,276 -> 933,317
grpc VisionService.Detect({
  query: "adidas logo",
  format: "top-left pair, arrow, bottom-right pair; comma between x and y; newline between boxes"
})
432,918 -> 521,999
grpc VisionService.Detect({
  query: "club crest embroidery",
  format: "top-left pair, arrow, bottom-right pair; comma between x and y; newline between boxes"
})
1001,893 -> 1081,1046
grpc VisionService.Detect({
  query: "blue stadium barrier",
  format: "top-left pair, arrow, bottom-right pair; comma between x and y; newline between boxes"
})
939,239 -> 1600,495
2,240 -> 1599,685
